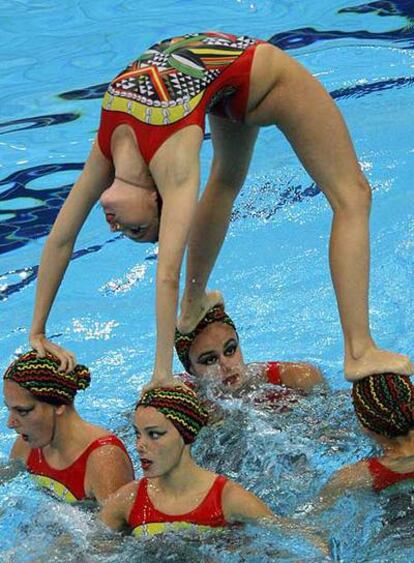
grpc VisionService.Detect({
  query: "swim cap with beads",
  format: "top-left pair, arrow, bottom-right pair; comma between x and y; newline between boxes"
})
352,373 -> 414,438
3,351 -> 90,406
174,304 -> 237,373
136,386 -> 208,444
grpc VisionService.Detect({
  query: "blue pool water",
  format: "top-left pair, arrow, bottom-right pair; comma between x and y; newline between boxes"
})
1,0 -> 414,560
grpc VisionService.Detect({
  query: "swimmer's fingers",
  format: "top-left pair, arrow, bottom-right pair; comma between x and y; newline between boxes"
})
142,376 -> 193,395
29,335 -> 77,373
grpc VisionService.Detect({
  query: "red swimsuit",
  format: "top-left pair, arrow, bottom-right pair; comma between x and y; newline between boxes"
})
27,435 -> 131,502
368,457 -> 414,492
97,31 -> 264,165
128,474 -> 228,536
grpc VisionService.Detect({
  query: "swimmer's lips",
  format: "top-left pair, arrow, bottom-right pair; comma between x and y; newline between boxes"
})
222,373 -> 240,387
140,458 -> 153,471
104,212 -> 116,225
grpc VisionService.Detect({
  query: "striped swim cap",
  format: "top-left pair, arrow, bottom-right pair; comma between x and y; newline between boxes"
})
3,351 -> 90,405
174,304 -> 237,373
136,386 -> 209,444
352,373 -> 414,438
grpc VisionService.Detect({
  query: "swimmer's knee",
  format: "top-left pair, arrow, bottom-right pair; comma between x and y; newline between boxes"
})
329,173 -> 372,215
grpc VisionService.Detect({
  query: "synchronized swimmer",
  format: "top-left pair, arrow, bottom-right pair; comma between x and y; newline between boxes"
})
27,31 -> 412,386
3,28 -> 414,554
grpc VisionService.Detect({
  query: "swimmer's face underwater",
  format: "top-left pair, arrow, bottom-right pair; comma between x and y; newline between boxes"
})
134,406 -> 186,478
4,380 -> 60,448
188,322 -> 246,389
100,177 -> 161,243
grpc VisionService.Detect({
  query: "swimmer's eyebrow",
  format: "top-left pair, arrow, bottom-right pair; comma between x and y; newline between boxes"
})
4,402 -> 34,411
197,338 -> 238,361
133,424 -> 165,432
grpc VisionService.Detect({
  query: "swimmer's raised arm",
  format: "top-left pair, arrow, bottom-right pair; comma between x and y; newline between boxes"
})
30,142 -> 114,371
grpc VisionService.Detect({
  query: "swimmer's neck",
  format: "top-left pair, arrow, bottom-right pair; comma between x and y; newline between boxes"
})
379,430 -> 414,459
150,456 -> 206,496
112,124 -> 154,189
43,408 -> 93,459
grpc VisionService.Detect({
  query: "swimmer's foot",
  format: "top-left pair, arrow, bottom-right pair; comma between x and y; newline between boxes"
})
345,348 -> 414,382
177,290 -> 224,334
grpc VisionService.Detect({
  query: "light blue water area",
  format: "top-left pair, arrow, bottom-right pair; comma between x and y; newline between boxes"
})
1,0 -> 414,560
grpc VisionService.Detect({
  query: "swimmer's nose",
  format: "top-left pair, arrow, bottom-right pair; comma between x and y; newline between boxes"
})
7,413 -> 18,429
136,436 -> 147,454
219,356 -> 235,374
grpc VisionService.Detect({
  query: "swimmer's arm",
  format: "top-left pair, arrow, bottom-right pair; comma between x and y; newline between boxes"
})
86,444 -> 135,504
30,142 -> 114,369
222,480 -> 274,523
99,481 -> 137,532
148,129 -> 203,385
313,461 -> 372,512
277,362 -> 324,392
223,481 -> 328,554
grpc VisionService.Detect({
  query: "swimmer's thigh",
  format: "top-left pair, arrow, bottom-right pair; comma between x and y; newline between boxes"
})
208,114 -> 259,196
246,52 -> 366,205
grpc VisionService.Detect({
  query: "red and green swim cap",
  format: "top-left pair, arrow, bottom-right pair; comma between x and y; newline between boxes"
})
174,304 -> 237,373
3,350 -> 90,406
136,386 -> 209,444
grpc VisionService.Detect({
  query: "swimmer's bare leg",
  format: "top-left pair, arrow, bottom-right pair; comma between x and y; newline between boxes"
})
178,115 -> 259,333
246,46 -> 413,380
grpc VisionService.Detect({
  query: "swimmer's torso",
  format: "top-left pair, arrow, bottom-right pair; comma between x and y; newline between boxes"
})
98,31 -> 264,163
129,474 -> 228,536
104,32 -> 260,125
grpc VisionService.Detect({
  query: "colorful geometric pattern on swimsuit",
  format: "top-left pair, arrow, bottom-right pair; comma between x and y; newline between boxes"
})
136,386 -> 208,444
102,31 -> 258,126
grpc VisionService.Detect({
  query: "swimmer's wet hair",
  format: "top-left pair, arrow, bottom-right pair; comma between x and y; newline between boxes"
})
352,373 -> 414,438
136,386 -> 208,444
3,351 -> 90,406
174,303 -> 237,373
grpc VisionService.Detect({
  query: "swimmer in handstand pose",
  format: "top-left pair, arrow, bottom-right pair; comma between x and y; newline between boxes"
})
174,302 -> 323,396
100,385 -> 326,552
3,351 -> 134,503
28,31 -> 412,386
317,373 -> 414,507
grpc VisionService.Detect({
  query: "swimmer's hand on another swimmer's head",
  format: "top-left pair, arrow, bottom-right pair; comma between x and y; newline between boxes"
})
29,332 -> 77,373
141,375 -> 192,395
